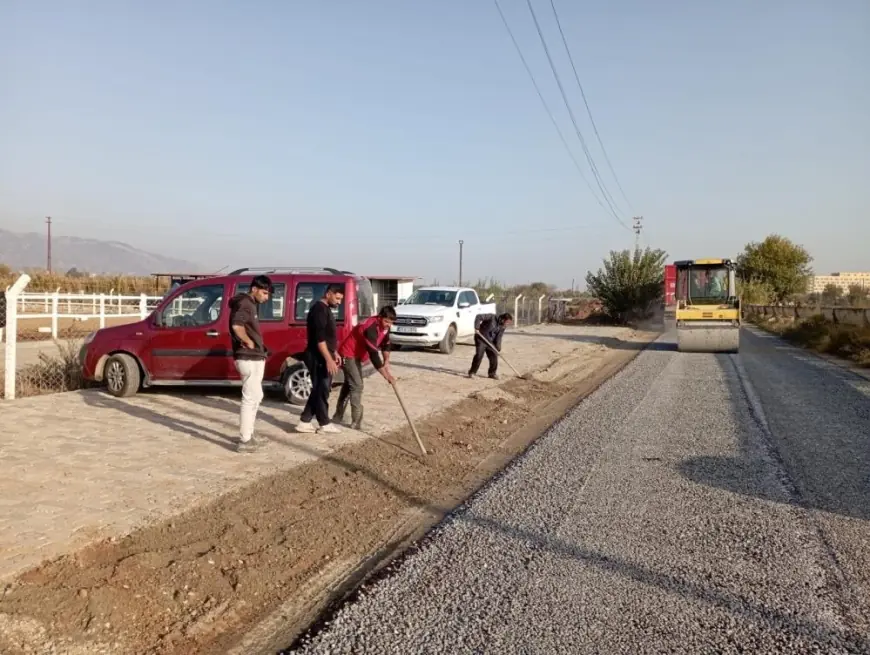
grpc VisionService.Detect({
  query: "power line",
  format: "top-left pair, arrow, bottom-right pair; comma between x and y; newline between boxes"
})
492,0 -> 621,225
547,0 -> 634,211
522,0 -> 627,227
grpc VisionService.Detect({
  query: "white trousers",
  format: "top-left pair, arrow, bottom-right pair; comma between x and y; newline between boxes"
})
235,358 -> 265,441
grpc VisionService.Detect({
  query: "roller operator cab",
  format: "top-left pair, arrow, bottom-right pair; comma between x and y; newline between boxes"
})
674,258 -> 741,354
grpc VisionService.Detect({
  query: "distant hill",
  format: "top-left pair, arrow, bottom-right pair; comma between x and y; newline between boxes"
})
0,228 -> 203,276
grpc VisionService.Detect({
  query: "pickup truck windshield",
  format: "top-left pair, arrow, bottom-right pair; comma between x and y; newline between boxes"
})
405,290 -> 457,307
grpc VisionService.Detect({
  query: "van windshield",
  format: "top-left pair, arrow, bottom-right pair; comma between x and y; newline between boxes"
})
404,289 -> 456,307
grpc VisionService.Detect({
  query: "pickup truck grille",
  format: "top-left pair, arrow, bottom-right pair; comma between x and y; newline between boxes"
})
394,316 -> 428,327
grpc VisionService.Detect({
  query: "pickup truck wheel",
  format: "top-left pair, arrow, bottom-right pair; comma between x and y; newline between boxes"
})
104,353 -> 141,398
438,324 -> 457,354
283,363 -> 312,406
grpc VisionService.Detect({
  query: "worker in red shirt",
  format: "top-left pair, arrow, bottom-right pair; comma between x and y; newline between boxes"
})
333,305 -> 397,430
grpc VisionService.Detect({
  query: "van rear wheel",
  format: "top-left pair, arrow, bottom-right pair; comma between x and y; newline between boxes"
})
104,353 -> 141,398
283,363 -> 312,406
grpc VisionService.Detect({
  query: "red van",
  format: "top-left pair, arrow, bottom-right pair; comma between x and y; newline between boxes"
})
79,267 -> 377,404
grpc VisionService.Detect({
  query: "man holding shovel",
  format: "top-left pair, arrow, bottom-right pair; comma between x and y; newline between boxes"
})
333,305 -> 397,430
468,312 -> 513,379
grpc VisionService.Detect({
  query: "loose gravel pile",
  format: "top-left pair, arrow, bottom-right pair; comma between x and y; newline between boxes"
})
287,331 -> 870,654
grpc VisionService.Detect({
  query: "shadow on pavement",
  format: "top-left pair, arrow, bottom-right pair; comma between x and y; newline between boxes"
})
81,390 -> 239,453
677,331 -> 870,523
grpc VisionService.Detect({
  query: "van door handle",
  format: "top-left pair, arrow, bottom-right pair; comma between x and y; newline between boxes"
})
205,330 -> 220,337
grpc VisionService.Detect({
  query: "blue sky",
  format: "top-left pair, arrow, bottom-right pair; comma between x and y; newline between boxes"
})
1,0 -> 867,287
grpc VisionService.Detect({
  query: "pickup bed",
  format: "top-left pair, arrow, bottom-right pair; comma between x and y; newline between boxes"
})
391,287 -> 496,355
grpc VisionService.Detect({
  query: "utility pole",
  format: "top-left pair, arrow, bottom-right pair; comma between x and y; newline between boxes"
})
632,216 -> 643,252
458,240 -> 464,286
46,216 -> 52,274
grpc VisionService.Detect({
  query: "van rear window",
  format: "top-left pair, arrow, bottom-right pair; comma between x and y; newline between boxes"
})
234,283 -> 286,321
294,282 -> 346,322
356,278 -> 376,318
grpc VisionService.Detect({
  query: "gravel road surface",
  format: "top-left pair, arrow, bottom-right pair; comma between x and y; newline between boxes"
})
285,327 -> 870,655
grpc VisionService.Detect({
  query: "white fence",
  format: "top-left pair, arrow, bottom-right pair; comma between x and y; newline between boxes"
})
2,275 -> 163,399
10,289 -> 162,339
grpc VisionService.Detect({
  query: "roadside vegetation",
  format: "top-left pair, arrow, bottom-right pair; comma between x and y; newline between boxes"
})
749,312 -> 870,368
1,263 -> 164,294
584,247 -> 668,324
7,340 -> 85,399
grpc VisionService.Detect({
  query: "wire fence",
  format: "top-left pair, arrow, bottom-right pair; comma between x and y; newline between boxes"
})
1,281 -> 164,399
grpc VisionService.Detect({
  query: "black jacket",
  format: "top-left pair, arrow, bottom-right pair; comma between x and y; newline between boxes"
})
474,313 -> 506,351
229,293 -> 266,360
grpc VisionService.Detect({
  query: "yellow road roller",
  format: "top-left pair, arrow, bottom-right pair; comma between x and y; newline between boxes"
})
674,258 -> 741,353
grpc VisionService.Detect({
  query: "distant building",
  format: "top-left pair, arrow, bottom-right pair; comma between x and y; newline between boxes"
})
809,272 -> 870,294
366,276 -> 419,307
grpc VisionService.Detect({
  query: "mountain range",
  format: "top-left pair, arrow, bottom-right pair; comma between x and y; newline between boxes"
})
0,228 -> 202,276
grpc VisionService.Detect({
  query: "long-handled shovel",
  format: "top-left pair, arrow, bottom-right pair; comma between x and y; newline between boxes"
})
475,330 -> 528,379
390,381 -> 428,456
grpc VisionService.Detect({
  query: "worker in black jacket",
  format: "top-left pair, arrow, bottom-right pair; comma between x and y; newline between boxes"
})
468,312 -> 513,379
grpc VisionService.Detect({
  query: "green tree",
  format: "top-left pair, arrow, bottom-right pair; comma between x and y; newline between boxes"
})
736,234 -> 813,303
847,284 -> 869,307
736,278 -> 774,305
822,283 -> 843,305
585,247 -> 668,323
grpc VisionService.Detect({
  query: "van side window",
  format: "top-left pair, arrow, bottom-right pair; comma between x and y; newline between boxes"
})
234,283 -> 286,321
160,284 -> 224,328
294,283 -> 346,322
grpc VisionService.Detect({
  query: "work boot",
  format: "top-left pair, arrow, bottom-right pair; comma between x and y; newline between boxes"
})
488,373 -> 499,380
236,436 -> 264,453
333,398 -> 349,424
467,371 -> 475,378
350,408 -> 364,431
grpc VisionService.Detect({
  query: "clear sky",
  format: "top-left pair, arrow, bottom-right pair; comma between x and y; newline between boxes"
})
1,0 -> 868,287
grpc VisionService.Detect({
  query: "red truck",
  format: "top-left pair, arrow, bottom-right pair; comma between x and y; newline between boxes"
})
663,264 -> 676,321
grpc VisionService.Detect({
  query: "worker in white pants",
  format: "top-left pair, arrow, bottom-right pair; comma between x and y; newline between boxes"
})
235,358 -> 265,447
228,275 -> 273,453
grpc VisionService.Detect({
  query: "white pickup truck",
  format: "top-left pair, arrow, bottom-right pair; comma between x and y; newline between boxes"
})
391,286 -> 497,355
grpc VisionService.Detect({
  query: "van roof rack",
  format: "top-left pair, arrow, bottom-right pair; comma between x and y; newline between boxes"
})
228,267 -> 357,276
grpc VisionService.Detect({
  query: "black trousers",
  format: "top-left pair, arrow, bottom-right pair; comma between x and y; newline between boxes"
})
300,355 -> 333,425
469,337 -> 498,376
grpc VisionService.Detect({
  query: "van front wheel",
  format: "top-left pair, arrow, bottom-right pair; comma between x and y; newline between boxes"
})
104,353 -> 141,397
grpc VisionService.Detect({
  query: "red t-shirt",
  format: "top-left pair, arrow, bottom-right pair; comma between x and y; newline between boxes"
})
337,316 -> 391,368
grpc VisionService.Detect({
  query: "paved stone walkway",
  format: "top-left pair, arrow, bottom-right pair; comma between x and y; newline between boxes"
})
0,325 -> 633,582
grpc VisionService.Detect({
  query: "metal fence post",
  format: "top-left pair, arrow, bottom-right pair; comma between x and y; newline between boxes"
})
51,290 -> 60,339
514,294 -> 523,325
4,274 -> 31,400
140,294 -> 148,319
538,294 -> 546,324
99,294 -> 106,329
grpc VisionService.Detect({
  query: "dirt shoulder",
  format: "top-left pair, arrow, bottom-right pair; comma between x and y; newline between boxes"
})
0,329 -> 658,655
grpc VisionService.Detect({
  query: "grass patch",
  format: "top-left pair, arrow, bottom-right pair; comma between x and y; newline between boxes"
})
14,339 -> 85,398
748,312 -> 870,368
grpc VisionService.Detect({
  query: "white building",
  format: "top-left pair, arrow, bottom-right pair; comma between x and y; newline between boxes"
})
809,272 -> 870,294
366,276 -> 418,308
